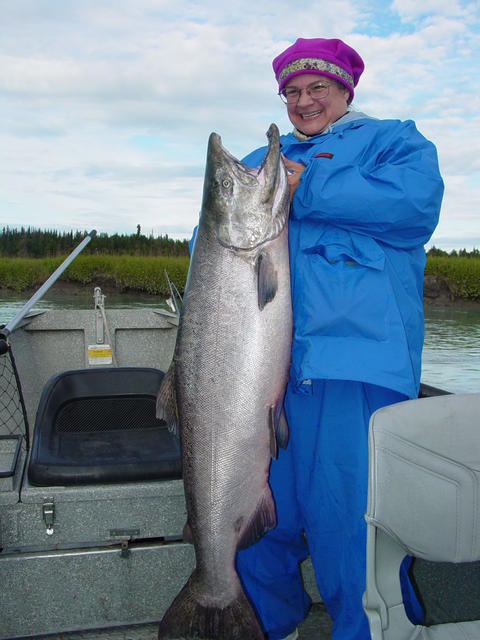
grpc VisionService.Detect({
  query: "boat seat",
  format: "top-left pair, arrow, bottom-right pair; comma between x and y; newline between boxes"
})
363,393 -> 480,639
28,367 -> 181,486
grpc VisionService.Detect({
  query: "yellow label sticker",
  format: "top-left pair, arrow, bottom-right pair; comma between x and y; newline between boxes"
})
88,345 -> 113,365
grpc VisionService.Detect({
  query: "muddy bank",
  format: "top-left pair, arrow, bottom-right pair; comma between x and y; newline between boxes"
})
423,274 -> 480,309
1,279 -> 142,301
2,275 -> 479,310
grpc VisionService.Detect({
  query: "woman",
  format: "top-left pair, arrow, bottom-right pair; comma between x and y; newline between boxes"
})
235,38 -> 444,640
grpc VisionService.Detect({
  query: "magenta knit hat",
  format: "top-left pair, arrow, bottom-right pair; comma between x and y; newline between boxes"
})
273,38 -> 364,100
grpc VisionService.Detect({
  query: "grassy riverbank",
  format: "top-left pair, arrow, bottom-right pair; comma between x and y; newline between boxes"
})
1,254 -> 479,302
0,255 -> 189,295
425,256 -> 480,301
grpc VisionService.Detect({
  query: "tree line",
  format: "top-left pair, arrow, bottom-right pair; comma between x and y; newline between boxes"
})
427,246 -> 480,258
1,228 -> 477,260
0,226 -> 189,258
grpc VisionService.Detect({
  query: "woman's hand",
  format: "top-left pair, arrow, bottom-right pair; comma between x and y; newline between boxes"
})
282,155 -> 306,201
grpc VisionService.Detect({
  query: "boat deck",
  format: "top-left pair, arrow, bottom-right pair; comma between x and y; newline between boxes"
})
3,305 -> 480,640
38,604 -> 331,639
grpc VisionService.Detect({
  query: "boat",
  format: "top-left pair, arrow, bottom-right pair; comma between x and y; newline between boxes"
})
0,236 -> 477,639
0,279 -> 330,639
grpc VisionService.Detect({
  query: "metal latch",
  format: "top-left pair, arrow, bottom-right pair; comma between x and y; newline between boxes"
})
42,498 -> 55,536
110,528 -> 140,558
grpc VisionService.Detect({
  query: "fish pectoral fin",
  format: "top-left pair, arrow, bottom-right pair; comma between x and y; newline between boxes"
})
257,251 -> 278,311
276,407 -> 290,449
269,408 -> 278,460
268,403 -> 290,459
237,485 -> 276,549
156,362 -> 180,436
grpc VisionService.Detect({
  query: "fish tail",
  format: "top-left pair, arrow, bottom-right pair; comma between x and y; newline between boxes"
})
158,572 -> 265,639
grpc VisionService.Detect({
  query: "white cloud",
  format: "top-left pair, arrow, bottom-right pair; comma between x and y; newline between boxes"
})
0,0 -> 478,248
392,0 -> 477,22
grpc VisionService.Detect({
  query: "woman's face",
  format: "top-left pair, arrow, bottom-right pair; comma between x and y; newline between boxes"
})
283,73 -> 350,136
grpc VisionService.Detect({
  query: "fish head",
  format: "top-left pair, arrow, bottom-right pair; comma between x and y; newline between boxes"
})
201,123 -> 289,251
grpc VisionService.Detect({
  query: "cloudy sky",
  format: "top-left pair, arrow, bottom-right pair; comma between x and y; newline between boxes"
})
1,0 -> 479,250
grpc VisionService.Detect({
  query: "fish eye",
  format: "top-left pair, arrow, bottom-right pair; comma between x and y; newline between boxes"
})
222,178 -> 231,189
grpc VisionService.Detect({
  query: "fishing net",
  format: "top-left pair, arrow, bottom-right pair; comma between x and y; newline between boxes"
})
0,336 -> 30,451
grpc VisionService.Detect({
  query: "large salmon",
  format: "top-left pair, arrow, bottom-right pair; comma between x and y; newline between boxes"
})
156,123 -> 292,639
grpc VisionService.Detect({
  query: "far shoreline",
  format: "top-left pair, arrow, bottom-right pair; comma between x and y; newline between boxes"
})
1,276 -> 480,312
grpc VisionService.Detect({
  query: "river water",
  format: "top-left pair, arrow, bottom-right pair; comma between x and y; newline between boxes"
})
421,305 -> 480,393
1,290 -> 479,394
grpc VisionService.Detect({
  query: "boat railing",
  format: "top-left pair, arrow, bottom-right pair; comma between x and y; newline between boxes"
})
0,336 -> 30,487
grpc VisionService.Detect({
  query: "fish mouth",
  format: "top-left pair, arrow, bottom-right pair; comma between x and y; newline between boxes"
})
203,124 -> 289,252
207,132 -> 260,186
209,123 -> 281,186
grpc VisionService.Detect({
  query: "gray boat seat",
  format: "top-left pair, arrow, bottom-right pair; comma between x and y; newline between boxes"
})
363,393 -> 480,639
28,367 -> 182,486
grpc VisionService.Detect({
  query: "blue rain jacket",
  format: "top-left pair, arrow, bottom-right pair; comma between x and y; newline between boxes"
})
242,113 -> 444,398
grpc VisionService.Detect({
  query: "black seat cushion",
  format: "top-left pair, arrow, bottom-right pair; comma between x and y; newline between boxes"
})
28,367 -> 181,486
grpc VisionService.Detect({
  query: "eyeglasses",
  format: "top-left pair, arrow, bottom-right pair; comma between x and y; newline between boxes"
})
279,81 -> 330,104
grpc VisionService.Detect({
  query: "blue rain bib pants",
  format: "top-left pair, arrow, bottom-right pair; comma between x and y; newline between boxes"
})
237,379 -> 407,640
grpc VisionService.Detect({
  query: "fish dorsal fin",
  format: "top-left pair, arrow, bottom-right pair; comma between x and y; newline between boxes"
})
156,362 -> 180,437
236,485 -> 276,549
257,252 -> 278,311
269,402 -> 290,459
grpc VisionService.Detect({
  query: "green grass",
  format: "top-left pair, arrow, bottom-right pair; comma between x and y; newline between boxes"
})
0,255 -> 190,295
1,254 -> 480,301
425,256 -> 480,301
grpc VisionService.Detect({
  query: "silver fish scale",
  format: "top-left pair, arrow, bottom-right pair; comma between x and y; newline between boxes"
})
176,227 -> 292,600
